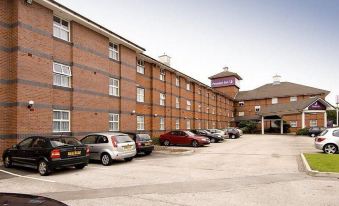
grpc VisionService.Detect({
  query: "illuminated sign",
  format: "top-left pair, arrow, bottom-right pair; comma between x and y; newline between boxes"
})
211,76 -> 239,88
308,101 -> 326,110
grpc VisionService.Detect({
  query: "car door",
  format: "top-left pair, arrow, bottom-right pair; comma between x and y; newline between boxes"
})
12,137 -> 34,165
332,130 -> 339,146
168,131 -> 179,144
29,137 -> 48,167
81,135 -> 98,160
178,131 -> 190,145
96,135 -> 110,158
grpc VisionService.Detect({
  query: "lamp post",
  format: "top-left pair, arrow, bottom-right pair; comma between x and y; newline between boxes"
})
336,95 -> 339,127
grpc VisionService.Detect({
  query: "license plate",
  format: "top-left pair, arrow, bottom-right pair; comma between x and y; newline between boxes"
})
68,151 -> 81,156
123,145 -> 132,151
144,142 -> 151,146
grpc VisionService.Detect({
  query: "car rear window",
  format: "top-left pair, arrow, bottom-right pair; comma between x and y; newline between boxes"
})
50,137 -> 82,147
137,134 -> 151,141
115,135 -> 134,143
319,130 -> 328,136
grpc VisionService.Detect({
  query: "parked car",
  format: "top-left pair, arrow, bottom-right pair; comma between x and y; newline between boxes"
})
309,126 -> 327,137
314,128 -> 339,154
125,132 -> 154,155
206,129 -> 228,139
2,136 -> 89,176
160,131 -> 210,147
0,193 -> 68,206
80,132 -> 136,166
190,129 -> 224,143
224,128 -> 241,139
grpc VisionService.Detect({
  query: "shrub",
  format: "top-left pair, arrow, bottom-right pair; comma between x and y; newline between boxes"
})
238,120 -> 258,134
151,137 -> 161,145
296,127 -> 309,136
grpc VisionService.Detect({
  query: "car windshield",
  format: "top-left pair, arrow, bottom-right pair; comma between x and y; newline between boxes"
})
185,131 -> 196,136
115,135 -> 134,143
319,130 -> 328,136
50,137 -> 82,147
214,129 -> 223,133
138,134 -> 151,141
201,130 -> 211,134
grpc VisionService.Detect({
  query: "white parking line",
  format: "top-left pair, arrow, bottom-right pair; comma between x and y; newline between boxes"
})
0,169 -> 56,183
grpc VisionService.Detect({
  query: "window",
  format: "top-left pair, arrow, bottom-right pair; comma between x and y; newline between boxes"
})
272,98 -> 278,104
53,110 -> 70,132
206,107 -> 209,114
18,137 -> 34,149
206,121 -> 209,129
290,96 -> 297,102
109,113 -> 119,131
186,82 -> 190,91
137,59 -> 145,74
137,116 -> 145,130
290,121 -> 297,128
175,118 -> 180,130
53,62 -> 71,88
176,76 -> 180,87
186,100 -> 191,110
97,136 -> 109,144
186,119 -> 191,129
333,130 -> 339,137
160,117 -> 165,130
212,122 -> 216,129
81,135 -> 97,144
238,112 -> 245,117
255,106 -> 261,112
160,93 -> 166,106
175,97 -> 180,109
160,69 -> 165,81
198,104 -> 201,112
137,88 -> 145,102
239,101 -> 244,107
109,78 -> 119,96
53,16 -> 70,41
109,42 -> 119,60
212,108 -> 215,115
310,120 -> 317,127
198,89 -> 202,95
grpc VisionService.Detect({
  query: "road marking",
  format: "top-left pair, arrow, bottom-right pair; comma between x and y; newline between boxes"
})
0,169 -> 56,183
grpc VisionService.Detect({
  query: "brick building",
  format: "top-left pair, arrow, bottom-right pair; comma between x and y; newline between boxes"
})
0,0 -> 334,154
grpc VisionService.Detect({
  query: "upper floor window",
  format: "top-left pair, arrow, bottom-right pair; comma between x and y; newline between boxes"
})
137,87 -> 145,102
53,62 -> 71,88
186,82 -> 191,91
198,89 -> 202,95
109,78 -> 119,96
198,104 -> 201,112
212,108 -> 215,115
186,100 -> 191,110
109,42 -> 119,61
272,98 -> 278,104
53,16 -> 70,42
175,118 -> 180,130
175,97 -> 180,109
53,110 -> 70,132
206,107 -> 209,114
176,76 -> 180,87
290,96 -> 297,102
109,113 -> 119,131
160,69 -> 165,81
137,59 -> 145,74
160,93 -> 166,106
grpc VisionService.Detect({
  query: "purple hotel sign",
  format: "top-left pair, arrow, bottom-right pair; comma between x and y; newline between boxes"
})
308,101 -> 326,110
211,76 -> 238,88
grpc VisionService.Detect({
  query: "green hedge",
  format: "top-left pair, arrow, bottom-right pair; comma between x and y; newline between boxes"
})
296,127 -> 309,136
151,137 -> 161,145
239,120 -> 258,134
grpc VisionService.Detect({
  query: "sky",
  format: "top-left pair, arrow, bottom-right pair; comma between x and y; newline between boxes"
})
56,0 -> 339,105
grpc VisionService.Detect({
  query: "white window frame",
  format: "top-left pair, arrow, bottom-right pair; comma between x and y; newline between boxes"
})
272,98 -> 278,104
160,93 -> 166,106
175,118 -> 180,130
290,121 -> 298,128
290,96 -> 297,102
137,116 -> 145,131
186,100 -> 191,111
198,104 -> 201,112
109,42 -> 119,61
255,106 -> 261,112
186,119 -> 191,130
310,120 -> 318,127
186,82 -> 191,91
137,87 -> 145,103
160,69 -> 165,81
175,97 -> 180,109
212,108 -> 215,115
109,113 -> 119,131
175,76 -> 180,87
206,107 -> 209,114
137,59 -> 145,74
53,62 -> 72,88
53,16 -> 70,42
160,117 -> 165,130
239,112 -> 245,116
109,78 -> 120,96
53,110 -> 70,132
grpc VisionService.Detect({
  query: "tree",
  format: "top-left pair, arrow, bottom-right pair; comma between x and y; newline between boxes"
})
327,110 -> 337,125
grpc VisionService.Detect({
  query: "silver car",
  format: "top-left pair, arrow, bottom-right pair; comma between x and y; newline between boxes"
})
81,132 -> 136,166
314,128 -> 339,154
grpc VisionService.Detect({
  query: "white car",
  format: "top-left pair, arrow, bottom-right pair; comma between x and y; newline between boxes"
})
314,128 -> 339,154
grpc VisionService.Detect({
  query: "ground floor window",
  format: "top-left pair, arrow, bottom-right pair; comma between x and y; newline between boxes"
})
53,110 -> 70,132
137,116 -> 145,130
109,113 -> 119,131
160,117 -> 165,130
175,119 -> 180,129
310,120 -> 317,127
186,119 -> 191,130
290,121 -> 297,128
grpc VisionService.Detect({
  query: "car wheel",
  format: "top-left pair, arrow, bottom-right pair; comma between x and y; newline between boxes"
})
163,140 -> 170,146
311,134 -> 315,137
38,160 -> 50,176
323,144 -> 338,154
4,156 -> 12,168
210,138 -> 216,143
192,140 -> 199,147
230,134 -> 236,139
101,153 -> 112,166
75,164 -> 86,169
124,157 -> 133,162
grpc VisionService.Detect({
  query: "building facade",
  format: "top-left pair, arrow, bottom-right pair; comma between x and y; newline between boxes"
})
0,0 -> 333,155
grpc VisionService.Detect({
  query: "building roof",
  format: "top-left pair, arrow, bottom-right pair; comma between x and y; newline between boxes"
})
236,82 -> 330,101
258,98 -> 334,117
208,70 -> 243,80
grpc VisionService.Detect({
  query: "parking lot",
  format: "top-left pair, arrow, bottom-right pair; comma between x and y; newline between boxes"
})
1,134 -> 339,206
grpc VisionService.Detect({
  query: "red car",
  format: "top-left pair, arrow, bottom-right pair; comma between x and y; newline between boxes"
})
160,131 -> 210,147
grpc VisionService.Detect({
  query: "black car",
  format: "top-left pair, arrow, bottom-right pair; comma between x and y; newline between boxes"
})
2,136 -> 89,176
224,128 -> 240,139
308,127 -> 326,137
0,193 -> 68,206
125,133 -> 154,155
190,129 -> 224,143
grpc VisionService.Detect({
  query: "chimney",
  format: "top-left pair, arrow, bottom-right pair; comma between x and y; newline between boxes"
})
159,53 -> 171,66
223,66 -> 229,71
273,74 -> 281,85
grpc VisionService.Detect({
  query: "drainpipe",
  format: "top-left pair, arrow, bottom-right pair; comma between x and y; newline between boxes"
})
261,116 -> 264,135
302,111 -> 305,129
280,119 -> 284,134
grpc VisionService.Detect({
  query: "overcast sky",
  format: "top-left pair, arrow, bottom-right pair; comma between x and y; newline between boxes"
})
56,0 -> 339,105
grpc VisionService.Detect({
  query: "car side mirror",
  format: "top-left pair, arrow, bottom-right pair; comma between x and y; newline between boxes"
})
12,144 -> 18,149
